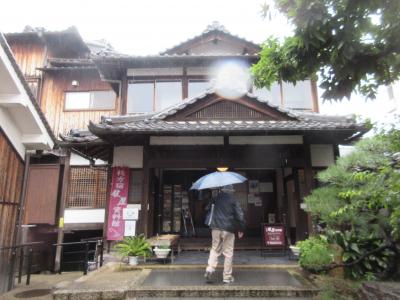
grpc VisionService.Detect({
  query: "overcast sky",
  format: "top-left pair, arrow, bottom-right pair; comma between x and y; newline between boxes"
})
1,0 -> 397,123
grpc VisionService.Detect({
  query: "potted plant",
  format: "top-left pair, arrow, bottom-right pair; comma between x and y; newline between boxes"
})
114,235 -> 152,265
289,244 -> 301,257
153,245 -> 171,259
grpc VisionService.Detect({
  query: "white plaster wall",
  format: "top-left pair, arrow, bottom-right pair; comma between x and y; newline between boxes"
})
127,68 -> 183,77
0,42 -> 54,155
229,136 -> 303,145
150,136 -> 224,145
70,152 -> 107,166
311,144 -> 335,167
113,146 -> 143,168
0,107 -> 25,157
64,209 -> 105,224
186,67 -> 209,76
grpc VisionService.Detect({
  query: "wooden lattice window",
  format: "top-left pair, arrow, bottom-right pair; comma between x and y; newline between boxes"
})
67,167 -> 108,208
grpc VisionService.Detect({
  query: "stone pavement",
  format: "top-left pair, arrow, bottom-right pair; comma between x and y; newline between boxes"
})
51,263 -> 319,299
0,272 -> 81,300
173,250 -> 297,265
0,262 -> 318,299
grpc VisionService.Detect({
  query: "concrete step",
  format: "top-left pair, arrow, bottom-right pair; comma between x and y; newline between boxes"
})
136,297 -> 312,300
128,286 -> 318,298
127,269 -> 319,298
53,266 -> 319,299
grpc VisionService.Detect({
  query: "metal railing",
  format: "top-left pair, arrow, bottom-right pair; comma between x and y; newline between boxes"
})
0,241 -> 43,291
53,239 -> 104,275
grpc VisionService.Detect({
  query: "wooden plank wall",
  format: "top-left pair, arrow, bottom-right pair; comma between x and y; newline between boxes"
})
8,39 -> 46,78
40,70 -> 120,136
24,165 -> 60,225
0,130 -> 24,293
0,130 -> 24,247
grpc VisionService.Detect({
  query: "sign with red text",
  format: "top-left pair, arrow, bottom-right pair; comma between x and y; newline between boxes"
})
263,224 -> 285,247
106,167 -> 130,240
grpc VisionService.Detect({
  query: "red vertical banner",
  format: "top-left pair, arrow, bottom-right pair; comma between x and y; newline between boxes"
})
106,167 -> 130,240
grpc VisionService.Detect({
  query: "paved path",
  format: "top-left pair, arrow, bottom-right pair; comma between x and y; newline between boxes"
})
143,269 -> 303,287
0,272 -> 81,300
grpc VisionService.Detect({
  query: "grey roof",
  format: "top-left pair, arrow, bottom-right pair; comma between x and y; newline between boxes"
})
60,129 -> 102,143
89,118 -> 364,135
88,90 -> 365,137
149,89 -> 298,120
160,21 -> 260,55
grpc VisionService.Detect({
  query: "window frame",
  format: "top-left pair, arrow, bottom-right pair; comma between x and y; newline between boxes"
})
187,79 -> 211,99
127,79 -> 183,113
66,166 -> 109,209
63,90 -> 117,112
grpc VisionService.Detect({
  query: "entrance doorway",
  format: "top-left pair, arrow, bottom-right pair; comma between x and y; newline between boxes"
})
153,168 -> 280,250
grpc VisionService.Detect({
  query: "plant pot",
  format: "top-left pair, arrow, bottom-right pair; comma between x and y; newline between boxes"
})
154,248 -> 171,259
289,246 -> 300,257
128,256 -> 139,266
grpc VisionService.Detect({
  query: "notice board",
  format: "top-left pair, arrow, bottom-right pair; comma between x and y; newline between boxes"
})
262,224 -> 286,248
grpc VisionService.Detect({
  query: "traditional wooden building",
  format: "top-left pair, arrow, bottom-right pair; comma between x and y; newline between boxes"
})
60,22 -> 367,248
0,33 -> 55,292
3,22 -> 367,264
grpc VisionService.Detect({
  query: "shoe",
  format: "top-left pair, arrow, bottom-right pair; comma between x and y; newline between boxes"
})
223,276 -> 234,284
204,271 -> 215,283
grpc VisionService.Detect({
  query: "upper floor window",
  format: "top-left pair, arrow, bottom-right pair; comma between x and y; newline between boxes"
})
282,80 -> 312,109
64,90 -> 116,111
127,80 -> 182,113
188,80 -> 211,98
253,80 -> 313,110
253,82 -> 281,106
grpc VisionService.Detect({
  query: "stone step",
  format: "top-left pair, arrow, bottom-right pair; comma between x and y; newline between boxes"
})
128,286 -> 318,298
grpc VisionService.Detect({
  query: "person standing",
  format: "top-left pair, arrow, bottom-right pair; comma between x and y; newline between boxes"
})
204,185 -> 246,284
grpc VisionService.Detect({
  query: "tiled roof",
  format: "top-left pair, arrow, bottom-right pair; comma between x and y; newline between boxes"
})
160,21 -> 260,55
61,88 -> 367,144
89,118 -> 364,135
92,53 -> 258,60
146,89 -> 298,120
38,66 -> 98,71
60,130 -> 103,143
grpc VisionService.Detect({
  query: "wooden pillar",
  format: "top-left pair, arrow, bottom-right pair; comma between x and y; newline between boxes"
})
54,151 -> 70,273
12,153 -> 30,247
140,139 -> 150,237
303,144 -> 315,237
8,153 -> 30,290
333,144 -> 340,161
103,148 -> 114,241
311,80 -> 319,113
275,168 -> 284,222
182,67 -> 188,99
121,74 -> 128,114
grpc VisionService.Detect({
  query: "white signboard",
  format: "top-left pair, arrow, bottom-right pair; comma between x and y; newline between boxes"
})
123,207 -> 139,220
124,220 -> 136,236
260,182 -> 274,193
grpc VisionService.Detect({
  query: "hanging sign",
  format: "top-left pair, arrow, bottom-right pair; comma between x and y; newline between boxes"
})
263,224 -> 286,247
107,167 -> 130,240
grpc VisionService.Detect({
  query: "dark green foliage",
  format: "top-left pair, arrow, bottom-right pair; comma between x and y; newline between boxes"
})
327,230 -> 394,279
254,0 -> 400,100
304,128 -> 400,278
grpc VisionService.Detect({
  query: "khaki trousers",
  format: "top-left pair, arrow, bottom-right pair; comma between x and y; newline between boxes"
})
206,229 -> 235,280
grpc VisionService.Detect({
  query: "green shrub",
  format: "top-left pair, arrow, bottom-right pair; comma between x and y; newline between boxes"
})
114,235 -> 152,257
298,236 -> 335,273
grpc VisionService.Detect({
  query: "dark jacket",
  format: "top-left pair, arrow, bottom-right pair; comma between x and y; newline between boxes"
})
207,191 -> 246,233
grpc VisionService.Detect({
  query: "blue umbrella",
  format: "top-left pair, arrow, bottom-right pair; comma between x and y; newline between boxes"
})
190,171 -> 247,190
